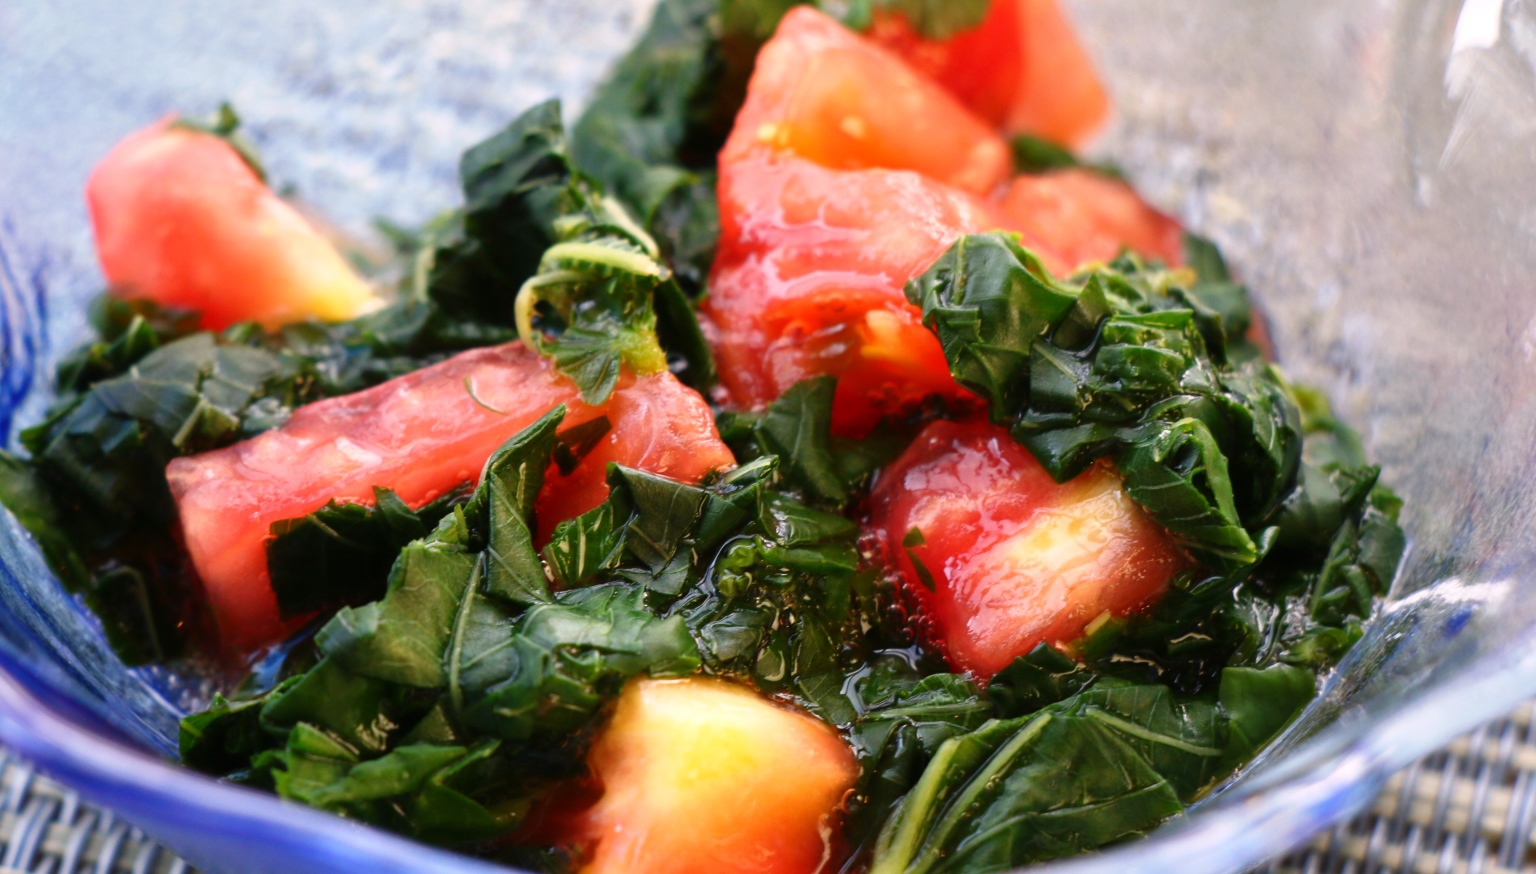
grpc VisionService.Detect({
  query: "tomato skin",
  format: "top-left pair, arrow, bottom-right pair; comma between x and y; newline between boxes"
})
866,0 -> 1110,146
166,342 -> 734,653
569,678 -> 858,874
725,7 -> 1012,196
868,419 -> 1192,677
87,119 -> 379,331
999,168 -> 1185,269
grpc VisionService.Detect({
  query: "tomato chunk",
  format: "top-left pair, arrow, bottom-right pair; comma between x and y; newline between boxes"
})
866,0 -> 1110,146
864,0 -> 1025,129
725,6 -> 1011,195
998,168 -> 1185,268
868,419 -> 1191,677
166,342 -> 734,653
1008,0 -> 1112,146
705,155 -> 1003,435
87,118 -> 380,330
568,678 -> 858,874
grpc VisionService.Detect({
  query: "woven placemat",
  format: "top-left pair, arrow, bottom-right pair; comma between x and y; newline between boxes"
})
0,749 -> 186,874
0,704 -> 1533,874
1265,703 -> 1536,874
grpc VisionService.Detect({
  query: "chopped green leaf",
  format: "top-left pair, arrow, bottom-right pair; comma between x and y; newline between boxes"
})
267,486 -> 470,619
479,408 -> 563,605
458,584 -> 700,742
317,524 -> 480,688
909,234 -> 1303,570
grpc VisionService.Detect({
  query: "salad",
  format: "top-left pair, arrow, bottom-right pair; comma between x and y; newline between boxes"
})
0,1 -> 1406,873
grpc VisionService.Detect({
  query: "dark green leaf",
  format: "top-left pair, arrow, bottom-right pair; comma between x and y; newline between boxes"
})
751,377 -> 848,504
1065,680 -> 1225,801
267,486 -> 470,619
517,234 -> 673,406
987,644 -> 1096,718
1216,664 -> 1314,771
570,0 -> 733,288
272,723 -> 360,804
54,298 -> 201,395
866,662 -> 1323,873
82,564 -> 184,665
259,657 -> 403,756
0,452 -> 88,589
420,99 -> 583,324
721,377 -> 908,510
607,466 -> 709,572
920,713 -> 1182,873
652,276 -> 718,392
906,233 -> 1078,423
541,492 -> 631,589
1009,136 -> 1080,174
303,744 -> 469,810
406,741 -> 533,845
317,521 -> 480,688
1119,416 -> 1258,567
479,408 -> 564,605
459,584 -> 700,742
179,680 -> 295,774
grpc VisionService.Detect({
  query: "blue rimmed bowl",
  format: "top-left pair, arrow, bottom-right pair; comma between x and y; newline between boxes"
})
4,0 -> 1536,871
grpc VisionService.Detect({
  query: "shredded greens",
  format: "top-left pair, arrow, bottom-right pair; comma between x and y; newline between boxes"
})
908,233 -> 1301,570
180,415 -> 905,851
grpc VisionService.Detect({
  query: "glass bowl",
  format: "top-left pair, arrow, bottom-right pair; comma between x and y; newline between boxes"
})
4,0 -> 1536,871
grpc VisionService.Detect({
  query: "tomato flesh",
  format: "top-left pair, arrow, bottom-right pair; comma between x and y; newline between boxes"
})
1008,0 -> 1112,146
867,0 -> 1110,146
569,677 -> 858,874
166,342 -> 734,653
999,168 -> 1185,269
706,155 -> 1003,435
865,0 -> 1026,129
87,119 -> 380,330
726,7 -> 1012,195
868,419 -> 1192,677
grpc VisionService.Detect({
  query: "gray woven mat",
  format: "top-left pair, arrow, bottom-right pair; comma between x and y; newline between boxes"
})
2,704 -> 1534,874
1266,703 -> 1536,874
0,749 -> 186,874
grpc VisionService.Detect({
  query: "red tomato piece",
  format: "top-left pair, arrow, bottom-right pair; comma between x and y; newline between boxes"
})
166,342 -> 734,653
1009,0 -> 1112,146
567,678 -> 858,874
866,0 -> 1110,146
87,118 -> 380,331
864,0 -> 1026,129
705,155 -> 1008,436
724,6 -> 1012,195
532,371 -> 734,544
998,168 -> 1185,268
868,419 -> 1192,677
